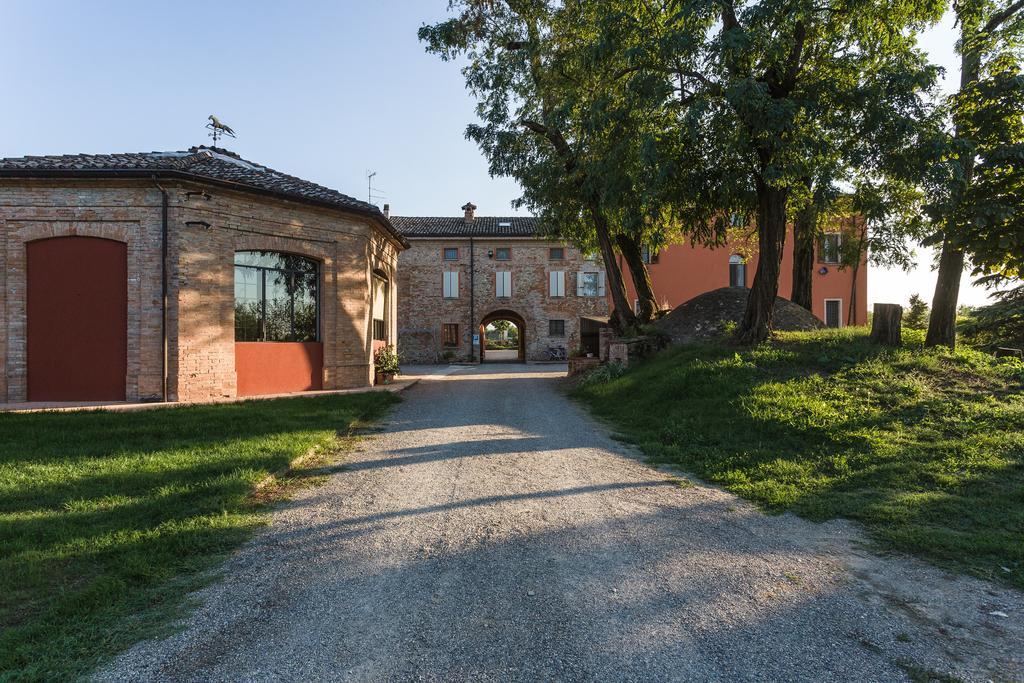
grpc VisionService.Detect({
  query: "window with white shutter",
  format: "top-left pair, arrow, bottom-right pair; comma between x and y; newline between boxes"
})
443,271 -> 459,298
578,271 -> 602,297
549,271 -> 565,297
496,271 -> 511,298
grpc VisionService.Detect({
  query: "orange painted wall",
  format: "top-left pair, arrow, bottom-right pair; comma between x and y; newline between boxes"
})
235,342 -> 324,397
619,225 -> 868,326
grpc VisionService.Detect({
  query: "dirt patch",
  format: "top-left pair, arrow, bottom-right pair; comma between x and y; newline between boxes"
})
656,287 -> 823,344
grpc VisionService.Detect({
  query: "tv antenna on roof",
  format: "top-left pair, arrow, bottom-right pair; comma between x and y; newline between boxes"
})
366,170 -> 386,206
206,115 -> 236,146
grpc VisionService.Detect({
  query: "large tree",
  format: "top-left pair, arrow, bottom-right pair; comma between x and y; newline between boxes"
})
925,0 -> 1024,348
608,0 -> 942,342
419,0 -> 664,330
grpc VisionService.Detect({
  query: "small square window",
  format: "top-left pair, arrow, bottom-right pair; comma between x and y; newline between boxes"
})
495,247 -> 511,260
443,247 -> 459,261
549,320 -> 566,337
442,323 -> 459,347
549,247 -> 565,260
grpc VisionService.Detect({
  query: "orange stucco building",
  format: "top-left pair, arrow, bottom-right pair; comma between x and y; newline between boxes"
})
618,223 -> 868,327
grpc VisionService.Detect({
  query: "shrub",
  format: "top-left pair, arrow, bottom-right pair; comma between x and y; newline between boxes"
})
904,293 -> 930,329
960,286 -> 1024,350
374,344 -> 401,374
579,361 -> 626,387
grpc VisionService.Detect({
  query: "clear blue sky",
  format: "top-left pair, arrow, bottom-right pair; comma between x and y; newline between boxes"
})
0,2 -> 991,307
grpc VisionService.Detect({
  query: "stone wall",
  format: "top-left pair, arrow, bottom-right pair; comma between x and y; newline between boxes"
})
397,236 -> 609,363
0,178 -> 400,402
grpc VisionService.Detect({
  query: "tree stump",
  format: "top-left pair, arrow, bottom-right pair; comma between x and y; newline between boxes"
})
870,303 -> 903,346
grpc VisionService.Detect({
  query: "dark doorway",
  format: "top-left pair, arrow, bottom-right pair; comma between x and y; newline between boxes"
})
479,309 -> 526,363
27,236 -> 128,401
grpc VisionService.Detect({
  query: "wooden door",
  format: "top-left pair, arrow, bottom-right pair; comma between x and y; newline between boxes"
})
27,237 -> 128,401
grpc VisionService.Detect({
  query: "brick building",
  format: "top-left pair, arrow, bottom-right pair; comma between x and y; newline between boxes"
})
617,219 -> 868,327
0,147 -> 406,404
392,203 -> 610,363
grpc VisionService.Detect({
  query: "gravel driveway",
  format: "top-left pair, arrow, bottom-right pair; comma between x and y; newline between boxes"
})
100,364 -> 1023,682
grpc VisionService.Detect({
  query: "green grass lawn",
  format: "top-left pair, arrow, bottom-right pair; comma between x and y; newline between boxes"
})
574,329 -> 1024,589
0,393 -> 398,682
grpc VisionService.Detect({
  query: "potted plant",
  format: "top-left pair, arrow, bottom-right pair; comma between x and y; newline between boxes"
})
374,344 -> 400,385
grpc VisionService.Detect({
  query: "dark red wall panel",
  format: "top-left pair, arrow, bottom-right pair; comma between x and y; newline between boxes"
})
27,237 -> 128,402
235,342 -> 324,397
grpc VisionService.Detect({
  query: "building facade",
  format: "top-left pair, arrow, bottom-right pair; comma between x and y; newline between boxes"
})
618,220 -> 869,327
393,204 -> 610,363
0,147 -> 406,404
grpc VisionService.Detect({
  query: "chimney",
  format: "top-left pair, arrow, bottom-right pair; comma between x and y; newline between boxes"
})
382,203 -> 390,218
462,201 -> 477,223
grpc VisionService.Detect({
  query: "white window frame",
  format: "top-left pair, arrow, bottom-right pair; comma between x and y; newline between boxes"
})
496,271 -> 512,298
549,270 -> 565,298
577,270 -> 605,297
729,254 -> 747,288
443,271 -> 459,299
820,233 -> 842,264
824,298 -> 843,328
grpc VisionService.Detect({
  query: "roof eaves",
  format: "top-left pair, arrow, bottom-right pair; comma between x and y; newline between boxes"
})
0,166 -> 409,249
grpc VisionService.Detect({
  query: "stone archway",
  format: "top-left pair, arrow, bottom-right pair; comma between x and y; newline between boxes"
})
479,309 -> 526,363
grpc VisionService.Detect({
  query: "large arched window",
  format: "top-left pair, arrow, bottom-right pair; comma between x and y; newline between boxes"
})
729,254 -> 747,288
234,251 -> 319,342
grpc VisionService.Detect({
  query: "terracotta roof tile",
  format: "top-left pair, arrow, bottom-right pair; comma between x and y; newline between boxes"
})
390,215 -> 541,237
0,146 -> 407,246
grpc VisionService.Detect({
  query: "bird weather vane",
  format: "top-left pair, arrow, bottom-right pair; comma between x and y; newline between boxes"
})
206,115 -> 236,146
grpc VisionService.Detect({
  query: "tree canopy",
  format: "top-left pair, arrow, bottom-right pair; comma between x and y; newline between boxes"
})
925,0 -> 1024,347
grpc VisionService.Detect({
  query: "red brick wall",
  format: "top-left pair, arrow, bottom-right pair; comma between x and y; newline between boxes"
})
0,180 -> 165,403
397,237 -> 610,362
0,178 -> 400,403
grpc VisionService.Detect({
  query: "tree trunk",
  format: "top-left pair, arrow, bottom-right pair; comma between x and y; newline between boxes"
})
847,218 -> 867,326
590,205 -> 637,332
926,29 -> 982,349
925,238 -> 965,348
790,197 -> 815,312
738,183 -> 788,344
615,233 -> 657,324
870,303 -> 903,346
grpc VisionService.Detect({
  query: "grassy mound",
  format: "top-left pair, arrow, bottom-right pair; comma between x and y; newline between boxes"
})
0,393 -> 398,681
574,328 -> 1024,588
656,287 -> 823,345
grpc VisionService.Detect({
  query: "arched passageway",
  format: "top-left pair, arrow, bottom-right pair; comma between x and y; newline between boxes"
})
479,309 -> 526,363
